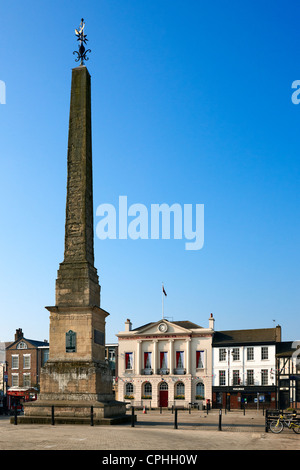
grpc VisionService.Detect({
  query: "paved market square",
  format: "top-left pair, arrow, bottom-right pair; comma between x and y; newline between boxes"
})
1,409 -> 299,451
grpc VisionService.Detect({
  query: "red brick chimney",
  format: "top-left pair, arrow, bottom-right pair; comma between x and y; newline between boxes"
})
14,328 -> 23,341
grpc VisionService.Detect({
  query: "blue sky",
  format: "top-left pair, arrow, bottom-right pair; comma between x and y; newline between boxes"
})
1,0 -> 299,344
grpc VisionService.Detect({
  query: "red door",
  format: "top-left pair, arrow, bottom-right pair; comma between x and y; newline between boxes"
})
160,390 -> 168,407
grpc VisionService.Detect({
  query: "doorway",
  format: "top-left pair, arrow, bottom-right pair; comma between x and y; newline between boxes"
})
279,390 -> 290,410
159,382 -> 168,407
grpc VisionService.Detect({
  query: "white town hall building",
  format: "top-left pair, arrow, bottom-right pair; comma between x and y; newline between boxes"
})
116,315 -> 215,408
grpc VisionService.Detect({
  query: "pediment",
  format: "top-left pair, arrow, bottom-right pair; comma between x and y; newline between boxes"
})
135,320 -> 199,336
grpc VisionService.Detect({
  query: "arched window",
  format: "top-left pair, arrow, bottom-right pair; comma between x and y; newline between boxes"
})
196,382 -> 205,399
143,382 -> 152,398
175,381 -> 185,398
125,382 -> 134,397
159,381 -> 168,391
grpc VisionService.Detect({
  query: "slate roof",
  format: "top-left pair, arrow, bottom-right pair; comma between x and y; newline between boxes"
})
6,338 -> 49,349
171,321 -> 203,329
213,328 -> 279,346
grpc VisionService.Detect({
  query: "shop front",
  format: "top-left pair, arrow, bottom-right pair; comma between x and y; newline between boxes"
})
7,387 -> 38,412
213,386 -> 276,410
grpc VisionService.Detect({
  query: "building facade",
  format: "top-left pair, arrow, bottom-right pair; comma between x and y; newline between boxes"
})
212,326 -> 281,409
117,315 -> 215,408
5,329 -> 49,409
276,341 -> 300,409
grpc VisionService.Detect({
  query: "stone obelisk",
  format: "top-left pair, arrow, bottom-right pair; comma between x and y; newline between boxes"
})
18,21 -> 127,424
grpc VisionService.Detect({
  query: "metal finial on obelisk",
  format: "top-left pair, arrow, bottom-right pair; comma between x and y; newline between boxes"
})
73,18 -> 91,65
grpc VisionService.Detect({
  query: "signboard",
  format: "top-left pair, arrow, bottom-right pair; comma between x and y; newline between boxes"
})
66,330 -> 76,353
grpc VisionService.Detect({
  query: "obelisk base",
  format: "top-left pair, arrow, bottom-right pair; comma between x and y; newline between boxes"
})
16,398 -> 129,425
15,358 -> 129,425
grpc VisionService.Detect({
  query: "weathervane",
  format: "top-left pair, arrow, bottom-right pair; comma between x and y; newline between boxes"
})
73,18 -> 91,65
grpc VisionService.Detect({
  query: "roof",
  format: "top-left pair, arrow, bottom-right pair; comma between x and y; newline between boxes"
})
6,338 -> 49,349
133,320 -> 203,331
276,341 -> 299,357
213,328 -> 280,346
171,321 -> 203,329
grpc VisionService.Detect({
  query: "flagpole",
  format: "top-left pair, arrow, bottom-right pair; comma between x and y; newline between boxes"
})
162,283 -> 164,320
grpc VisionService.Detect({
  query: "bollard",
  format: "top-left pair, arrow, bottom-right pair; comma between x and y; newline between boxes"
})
14,404 -> 17,425
90,406 -> 94,426
160,406 -> 162,414
265,410 -> 269,433
218,409 -> 222,431
189,405 -> 191,414
131,406 -> 135,427
51,405 -> 55,425
174,408 -> 178,429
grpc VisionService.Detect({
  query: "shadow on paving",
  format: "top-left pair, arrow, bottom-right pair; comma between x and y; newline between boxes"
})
134,421 -> 264,430
132,411 -> 266,431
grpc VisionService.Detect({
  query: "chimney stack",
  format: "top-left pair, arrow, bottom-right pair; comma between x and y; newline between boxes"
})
209,313 -> 215,330
15,328 -> 23,341
125,319 -> 132,332
275,324 -> 281,342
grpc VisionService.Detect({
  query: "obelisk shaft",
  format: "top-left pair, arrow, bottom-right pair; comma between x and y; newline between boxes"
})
55,65 -> 100,307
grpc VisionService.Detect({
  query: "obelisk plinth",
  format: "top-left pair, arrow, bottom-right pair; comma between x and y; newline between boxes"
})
17,22 -> 128,424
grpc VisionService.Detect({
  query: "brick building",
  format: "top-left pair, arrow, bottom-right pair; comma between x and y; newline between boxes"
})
6,329 -> 49,409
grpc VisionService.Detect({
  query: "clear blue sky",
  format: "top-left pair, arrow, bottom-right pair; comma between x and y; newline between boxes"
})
1,0 -> 299,344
